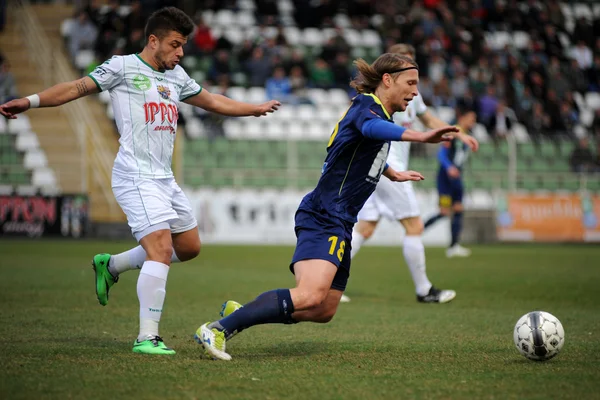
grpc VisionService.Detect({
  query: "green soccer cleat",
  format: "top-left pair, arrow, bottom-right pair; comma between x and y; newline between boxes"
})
220,300 -> 243,317
92,253 -> 117,306
132,336 -> 176,355
195,322 -> 231,361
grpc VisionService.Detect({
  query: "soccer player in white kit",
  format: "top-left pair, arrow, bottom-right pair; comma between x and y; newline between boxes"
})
340,44 -> 478,304
0,7 -> 280,354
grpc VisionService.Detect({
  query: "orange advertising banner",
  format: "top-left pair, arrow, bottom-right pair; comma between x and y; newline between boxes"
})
496,193 -> 600,242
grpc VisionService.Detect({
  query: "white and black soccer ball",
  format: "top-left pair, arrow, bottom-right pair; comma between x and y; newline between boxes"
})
513,311 -> 565,361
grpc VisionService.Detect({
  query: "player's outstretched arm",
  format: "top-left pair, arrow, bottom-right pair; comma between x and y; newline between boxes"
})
383,165 -> 424,182
402,126 -> 459,143
0,77 -> 99,119
183,89 -> 281,117
419,110 -> 479,151
362,119 -> 456,143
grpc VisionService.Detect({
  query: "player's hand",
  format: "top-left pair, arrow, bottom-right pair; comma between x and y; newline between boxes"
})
459,133 -> 479,152
447,166 -> 461,179
386,170 -> 424,182
253,100 -> 281,117
419,126 -> 460,143
0,98 -> 30,119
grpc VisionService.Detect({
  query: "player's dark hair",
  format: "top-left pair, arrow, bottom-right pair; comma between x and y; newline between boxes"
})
350,54 -> 419,94
388,43 -> 416,59
145,7 -> 195,41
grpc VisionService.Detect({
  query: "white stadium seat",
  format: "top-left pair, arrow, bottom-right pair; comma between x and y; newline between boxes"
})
227,86 -> 247,102
283,26 -> 301,46
201,10 -> 214,25
247,87 -> 266,103
306,121 -> 328,141
435,106 -> 455,124
215,10 -> 235,27
60,19 -> 74,38
306,88 -> 329,105
580,108 -> 594,127
573,3 -> 592,20
185,118 -> 204,139
224,28 -> 245,45
343,29 -> 362,47
24,149 -> 48,169
15,132 -> 39,151
0,116 -> 7,132
236,11 -> 255,27
316,105 -> 338,125
511,122 -> 530,143
32,167 -> 57,188
302,28 -> 323,47
512,31 -> 530,50
328,88 -> 351,105
273,104 -> 294,121
8,115 -> 32,134
471,123 -> 491,143
287,122 -> 304,140
278,0 -> 294,13
265,120 -> 285,139
75,50 -> 95,71
297,104 -> 315,122
362,30 -> 382,47
244,119 -> 266,139
238,0 -> 256,11
585,92 -> 600,110
223,119 -> 243,139
334,14 -> 351,28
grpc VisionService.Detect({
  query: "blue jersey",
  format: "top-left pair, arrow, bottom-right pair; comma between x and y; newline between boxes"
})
438,137 -> 470,173
298,94 -> 394,223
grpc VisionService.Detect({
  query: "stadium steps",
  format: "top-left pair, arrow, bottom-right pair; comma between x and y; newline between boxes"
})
31,4 -> 125,223
0,11 -> 82,194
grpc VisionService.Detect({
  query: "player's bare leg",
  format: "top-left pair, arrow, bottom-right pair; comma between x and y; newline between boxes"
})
292,289 -> 343,323
132,228 -> 176,355
341,220 -> 379,303
400,216 -> 456,303
172,228 -> 202,262
446,202 -> 470,258
197,259 -> 338,360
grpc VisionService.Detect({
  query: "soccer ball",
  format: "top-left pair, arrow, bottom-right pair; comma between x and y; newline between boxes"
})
513,311 -> 565,361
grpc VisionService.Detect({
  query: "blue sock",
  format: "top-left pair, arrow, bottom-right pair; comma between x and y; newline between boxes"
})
424,213 -> 444,229
213,289 -> 296,338
451,212 -> 463,247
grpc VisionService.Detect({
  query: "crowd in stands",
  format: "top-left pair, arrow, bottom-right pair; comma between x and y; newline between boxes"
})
0,52 -> 18,105
64,1 -> 600,149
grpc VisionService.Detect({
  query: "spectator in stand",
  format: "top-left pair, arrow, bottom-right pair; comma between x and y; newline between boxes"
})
289,66 -> 312,105
123,0 -> 146,39
208,49 -> 231,83
331,52 -> 352,90
427,52 -> 447,84
489,102 -> 513,142
0,54 -> 17,104
310,58 -> 334,89
570,40 -> 593,71
588,54 -> 600,92
68,10 -> 98,61
265,67 -> 294,104
450,70 -> 469,100
527,102 -> 552,143
244,47 -> 272,87
542,24 -> 563,60
192,17 -> 216,55
570,138 -> 595,173
479,86 -> 499,130
284,49 -> 309,78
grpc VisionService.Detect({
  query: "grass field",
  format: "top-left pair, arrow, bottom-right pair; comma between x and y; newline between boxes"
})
0,241 -> 599,400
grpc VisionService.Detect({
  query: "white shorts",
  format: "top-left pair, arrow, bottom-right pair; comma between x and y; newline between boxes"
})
112,174 -> 197,241
358,178 -> 420,222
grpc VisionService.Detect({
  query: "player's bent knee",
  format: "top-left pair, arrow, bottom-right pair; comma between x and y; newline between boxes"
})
177,239 -> 201,261
402,217 -> 424,235
357,221 -> 377,239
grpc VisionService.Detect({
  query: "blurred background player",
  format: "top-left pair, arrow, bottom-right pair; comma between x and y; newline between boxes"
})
197,53 -> 460,361
341,44 -> 478,304
0,6 -> 280,355
424,107 -> 478,258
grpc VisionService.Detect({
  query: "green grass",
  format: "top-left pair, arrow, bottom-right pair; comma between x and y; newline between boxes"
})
1,241 -> 600,400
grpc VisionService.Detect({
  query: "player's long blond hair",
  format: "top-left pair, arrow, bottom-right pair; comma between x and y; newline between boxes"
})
350,53 -> 419,94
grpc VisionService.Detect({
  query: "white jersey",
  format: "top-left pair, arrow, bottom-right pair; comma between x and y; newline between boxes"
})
387,93 -> 428,171
89,54 -> 202,179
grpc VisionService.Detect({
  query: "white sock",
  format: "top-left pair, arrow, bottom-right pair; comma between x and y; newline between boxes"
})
137,261 -> 169,342
350,230 -> 366,259
109,245 -> 181,277
403,236 -> 432,297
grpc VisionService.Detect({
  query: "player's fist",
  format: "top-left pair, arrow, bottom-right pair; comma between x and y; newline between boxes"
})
447,166 -> 461,179
0,98 -> 30,119
420,126 -> 460,143
253,100 -> 281,117
386,169 -> 424,182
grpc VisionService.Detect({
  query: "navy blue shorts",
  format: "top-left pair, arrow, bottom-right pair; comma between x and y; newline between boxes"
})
437,169 -> 464,208
290,209 -> 353,291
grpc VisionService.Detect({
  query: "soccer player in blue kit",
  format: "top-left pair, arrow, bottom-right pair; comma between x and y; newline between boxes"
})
423,107 -> 477,258
197,53 -> 459,361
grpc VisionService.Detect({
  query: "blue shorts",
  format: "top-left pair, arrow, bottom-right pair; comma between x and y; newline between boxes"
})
290,209 -> 353,291
437,169 -> 464,208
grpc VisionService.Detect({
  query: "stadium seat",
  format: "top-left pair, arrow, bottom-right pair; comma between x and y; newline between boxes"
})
15,133 -> 39,152
362,30 -> 382,47
185,118 -> 204,139
287,122 -> 305,140
297,104 -> 316,122
8,115 -> 32,134
511,122 -> 531,142
32,167 -> 57,188
329,88 -> 351,106
307,88 -> 329,105
471,123 -> 491,143
223,119 -> 244,139
23,149 -> 48,170
215,10 -> 235,27
0,116 -> 7,132
573,3 -> 592,20
283,26 -> 301,46
247,87 -> 266,103
316,104 -> 338,126
60,19 -> 73,38
343,29 -> 362,47
224,28 -> 245,45
594,3 -> 600,18
244,119 -> 266,139
75,50 -> 95,71
512,31 -> 530,49
265,121 -> 285,139
236,11 -> 255,27
585,92 -> 600,110
278,0 -> 294,13
306,121 -> 327,141
334,14 -> 352,28
435,106 -> 455,124
302,28 -> 323,47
